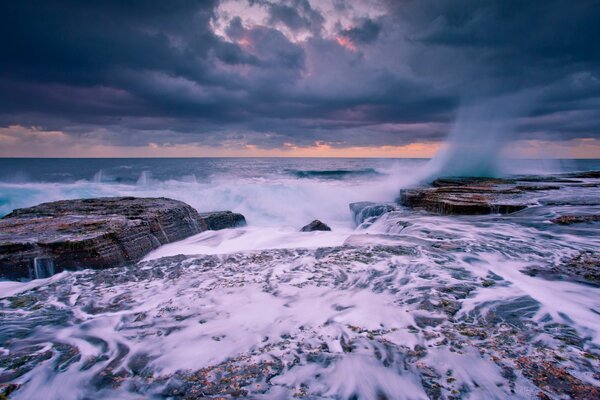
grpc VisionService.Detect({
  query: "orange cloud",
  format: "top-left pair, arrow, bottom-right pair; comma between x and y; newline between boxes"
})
2,125 -> 598,159
335,35 -> 357,51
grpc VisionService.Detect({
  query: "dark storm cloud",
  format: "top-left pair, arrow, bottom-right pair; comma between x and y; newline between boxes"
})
262,0 -> 325,35
395,0 -> 600,92
0,0 -> 599,150
339,18 -> 381,44
385,0 -> 600,140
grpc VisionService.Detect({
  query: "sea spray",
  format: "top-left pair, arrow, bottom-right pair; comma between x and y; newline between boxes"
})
137,170 -> 153,186
424,92 -> 537,179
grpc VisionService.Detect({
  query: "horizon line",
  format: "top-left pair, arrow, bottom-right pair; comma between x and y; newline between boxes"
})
0,156 -> 599,160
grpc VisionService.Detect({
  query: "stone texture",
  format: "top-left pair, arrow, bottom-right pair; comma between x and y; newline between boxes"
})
349,202 -> 397,226
399,187 -> 528,215
300,220 -> 331,232
523,251 -> 600,286
198,211 -> 247,230
551,215 -> 600,225
0,197 -> 208,280
398,177 -> 541,215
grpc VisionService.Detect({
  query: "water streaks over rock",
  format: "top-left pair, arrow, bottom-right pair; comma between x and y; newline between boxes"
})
0,171 -> 599,399
1,224 -> 598,398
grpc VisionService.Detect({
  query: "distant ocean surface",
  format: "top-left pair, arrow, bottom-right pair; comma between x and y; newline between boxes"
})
1,158 -> 599,227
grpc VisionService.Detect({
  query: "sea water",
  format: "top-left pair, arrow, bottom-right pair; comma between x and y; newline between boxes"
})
1,157 -> 599,399
1,157 -> 598,222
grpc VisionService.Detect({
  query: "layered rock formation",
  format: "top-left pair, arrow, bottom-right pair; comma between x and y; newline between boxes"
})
397,177 -> 545,215
199,211 -> 247,230
0,197 -> 208,280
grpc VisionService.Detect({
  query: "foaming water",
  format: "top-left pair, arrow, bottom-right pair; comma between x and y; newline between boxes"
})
0,177 -> 387,228
1,158 -> 599,222
143,226 -> 354,260
1,158 -> 600,398
2,186 -> 598,398
0,158 -> 425,227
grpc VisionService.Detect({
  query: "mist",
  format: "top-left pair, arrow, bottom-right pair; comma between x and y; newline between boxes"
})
424,92 -> 538,179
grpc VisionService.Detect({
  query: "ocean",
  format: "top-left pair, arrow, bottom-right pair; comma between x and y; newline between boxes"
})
1,157 -> 599,399
2,157 -> 599,223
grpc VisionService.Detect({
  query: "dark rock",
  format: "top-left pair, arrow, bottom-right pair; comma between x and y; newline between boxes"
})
514,185 -> 561,191
432,177 -> 515,187
514,176 -> 582,183
399,187 -> 528,215
0,383 -> 22,398
414,314 -> 445,328
199,211 -> 246,230
300,220 -> 331,232
349,202 -> 397,226
565,170 -> 600,179
516,358 -> 600,399
0,197 -> 208,280
394,175 -> 572,215
551,215 -> 600,225
523,251 -> 600,286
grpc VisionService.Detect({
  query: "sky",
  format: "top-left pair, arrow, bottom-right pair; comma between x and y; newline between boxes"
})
1,0 -> 599,158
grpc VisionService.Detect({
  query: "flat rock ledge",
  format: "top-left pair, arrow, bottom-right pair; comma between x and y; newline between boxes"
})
0,197 -> 245,280
397,177 -> 561,215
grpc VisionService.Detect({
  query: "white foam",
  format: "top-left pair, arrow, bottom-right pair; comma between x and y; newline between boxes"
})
143,226 -> 354,260
0,272 -> 70,298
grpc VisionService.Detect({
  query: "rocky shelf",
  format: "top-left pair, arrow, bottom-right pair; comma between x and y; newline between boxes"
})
397,177 -> 563,215
0,197 -> 245,280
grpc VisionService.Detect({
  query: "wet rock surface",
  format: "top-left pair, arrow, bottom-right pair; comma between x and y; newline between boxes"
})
524,251 -> 600,286
0,197 -> 208,280
300,219 -> 331,232
399,187 -> 528,215
349,202 -> 397,226
398,174 -> 600,216
0,171 -> 598,399
399,178 -> 533,215
1,222 -> 598,399
551,215 -> 600,225
199,211 -> 247,230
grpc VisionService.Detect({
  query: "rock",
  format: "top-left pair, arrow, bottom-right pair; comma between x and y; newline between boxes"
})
394,176 -> 570,215
398,187 -> 528,215
523,251 -> 600,286
516,357 -> 600,399
514,185 -> 561,191
0,197 -> 208,280
551,215 -> 600,225
349,202 -> 396,226
432,177 -> 515,187
566,170 -> 600,179
199,211 -> 246,230
0,383 -> 22,399
300,220 -> 331,232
